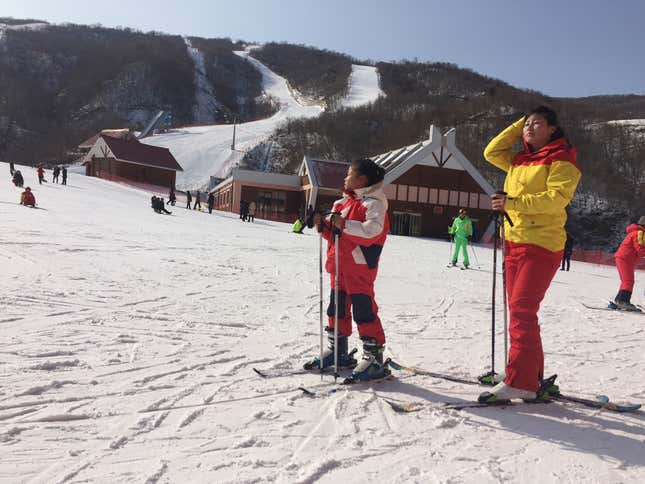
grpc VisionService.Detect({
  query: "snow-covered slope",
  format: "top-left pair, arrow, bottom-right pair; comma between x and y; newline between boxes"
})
142,49 -> 323,190
2,163 -> 644,483
142,52 -> 385,191
340,65 -> 384,108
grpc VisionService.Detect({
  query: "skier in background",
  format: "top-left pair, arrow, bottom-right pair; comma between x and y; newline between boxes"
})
52,166 -> 60,183
560,233 -> 574,271
12,170 -> 24,187
193,190 -> 202,210
247,200 -> 256,222
291,217 -> 305,234
20,187 -> 36,207
61,166 -> 68,185
305,158 -> 390,381
37,165 -> 44,185
185,190 -> 192,209
479,106 -> 581,403
610,217 -> 645,311
207,192 -> 215,214
448,208 -> 473,268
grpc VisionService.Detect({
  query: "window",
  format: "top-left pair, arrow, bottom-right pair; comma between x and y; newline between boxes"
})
383,184 -> 396,199
459,191 -> 469,207
479,194 -> 492,209
469,192 -> 479,209
418,187 -> 428,203
257,190 -> 288,214
429,188 -> 438,204
397,185 -> 408,201
408,186 -> 418,203
448,191 -> 459,206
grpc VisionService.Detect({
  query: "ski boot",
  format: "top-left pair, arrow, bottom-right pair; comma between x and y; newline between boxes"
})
478,370 -> 505,386
478,382 -> 537,404
349,337 -> 390,382
536,374 -> 559,400
613,290 -> 641,312
303,327 -> 357,371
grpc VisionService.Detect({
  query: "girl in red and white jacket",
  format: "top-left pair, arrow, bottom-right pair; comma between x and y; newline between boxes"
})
611,216 -> 645,311
306,158 -> 390,381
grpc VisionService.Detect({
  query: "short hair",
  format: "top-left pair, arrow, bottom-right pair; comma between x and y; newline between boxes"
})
350,158 -> 385,186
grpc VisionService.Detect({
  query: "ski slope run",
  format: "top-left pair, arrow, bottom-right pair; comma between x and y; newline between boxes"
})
143,48 -> 383,191
1,163 -> 644,483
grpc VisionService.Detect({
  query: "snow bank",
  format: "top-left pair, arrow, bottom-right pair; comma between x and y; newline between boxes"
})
1,162 -> 644,482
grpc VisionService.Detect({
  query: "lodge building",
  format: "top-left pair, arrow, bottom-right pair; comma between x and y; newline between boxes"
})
210,126 -> 494,239
82,133 -> 183,191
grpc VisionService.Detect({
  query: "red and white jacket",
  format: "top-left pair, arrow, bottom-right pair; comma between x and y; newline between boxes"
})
322,182 -> 389,273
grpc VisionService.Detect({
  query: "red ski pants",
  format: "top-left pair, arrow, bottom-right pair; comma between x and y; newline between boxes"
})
327,267 -> 385,345
615,256 -> 635,292
504,242 -> 562,392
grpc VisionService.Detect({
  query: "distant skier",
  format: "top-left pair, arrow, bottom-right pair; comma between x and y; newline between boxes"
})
61,166 -> 67,185
37,165 -> 44,185
52,166 -> 60,183
207,192 -> 214,214
247,200 -> 256,222
560,233 -> 574,271
185,190 -> 192,209
305,204 -> 315,228
193,190 -> 201,210
168,187 -> 176,206
610,217 -> 645,311
448,208 -> 473,268
291,218 -> 305,234
479,106 -> 581,404
240,200 -> 249,221
151,196 -> 171,214
20,187 -> 36,207
12,170 -> 24,187
9,162 -> 15,175
305,158 -> 390,381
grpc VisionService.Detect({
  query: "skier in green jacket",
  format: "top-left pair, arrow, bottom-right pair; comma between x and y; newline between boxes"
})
449,208 -> 473,268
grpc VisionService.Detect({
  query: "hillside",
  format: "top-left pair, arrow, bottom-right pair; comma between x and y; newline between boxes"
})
1,161 -> 644,482
0,22 -> 270,164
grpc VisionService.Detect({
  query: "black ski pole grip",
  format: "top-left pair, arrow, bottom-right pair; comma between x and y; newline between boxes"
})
494,191 -> 514,227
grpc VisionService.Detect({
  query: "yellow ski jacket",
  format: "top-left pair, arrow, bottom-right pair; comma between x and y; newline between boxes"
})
483,117 -> 581,252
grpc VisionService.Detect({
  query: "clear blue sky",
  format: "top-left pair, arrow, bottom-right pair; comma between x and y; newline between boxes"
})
2,0 -> 644,97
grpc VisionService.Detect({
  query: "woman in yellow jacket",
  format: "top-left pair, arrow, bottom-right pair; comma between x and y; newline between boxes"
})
479,106 -> 581,403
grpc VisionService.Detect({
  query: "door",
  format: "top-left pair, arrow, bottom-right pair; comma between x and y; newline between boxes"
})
392,212 -> 421,236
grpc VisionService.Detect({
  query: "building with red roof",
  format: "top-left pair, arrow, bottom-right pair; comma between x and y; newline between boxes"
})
83,134 -> 183,191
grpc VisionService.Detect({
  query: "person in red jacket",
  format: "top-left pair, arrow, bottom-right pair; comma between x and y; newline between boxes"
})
37,165 -> 45,185
611,216 -> 645,311
20,187 -> 36,207
306,158 -> 390,381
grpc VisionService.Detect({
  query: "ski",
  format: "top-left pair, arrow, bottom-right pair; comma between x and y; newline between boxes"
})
383,397 -> 551,413
389,361 -> 641,413
388,360 -> 479,385
551,393 -> 641,413
253,349 -> 358,378
581,302 -> 644,314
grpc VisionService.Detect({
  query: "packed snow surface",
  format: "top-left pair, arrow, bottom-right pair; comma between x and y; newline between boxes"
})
340,65 -> 384,108
2,163 -> 644,483
142,49 -> 323,190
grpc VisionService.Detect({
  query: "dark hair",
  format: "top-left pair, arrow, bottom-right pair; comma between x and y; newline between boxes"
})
350,158 -> 385,186
526,105 -> 565,142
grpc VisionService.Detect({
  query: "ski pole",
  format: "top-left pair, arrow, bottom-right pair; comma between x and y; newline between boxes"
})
470,242 -> 481,268
501,220 -> 508,364
318,221 -> 324,377
491,214 -> 498,376
333,229 -> 340,381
